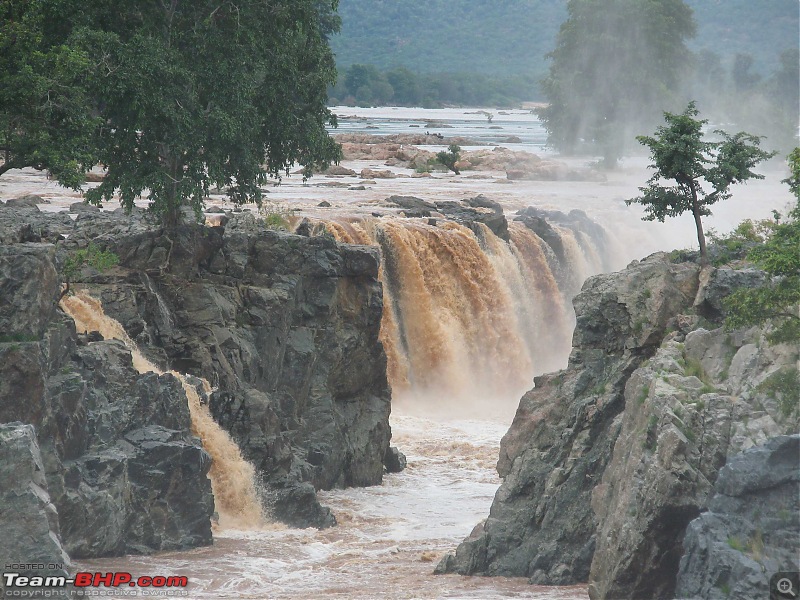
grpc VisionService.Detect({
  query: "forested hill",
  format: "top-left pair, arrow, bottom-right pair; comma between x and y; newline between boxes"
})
331,0 -> 798,77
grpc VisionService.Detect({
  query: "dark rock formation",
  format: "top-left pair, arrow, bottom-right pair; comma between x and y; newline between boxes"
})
384,446 -> 407,473
434,195 -> 509,240
1,201 -> 393,560
59,210 -> 393,528
675,435 -> 800,600
437,253 -> 701,583
0,423 -> 70,597
385,195 -> 436,217
439,251 -> 799,599
0,239 -> 215,559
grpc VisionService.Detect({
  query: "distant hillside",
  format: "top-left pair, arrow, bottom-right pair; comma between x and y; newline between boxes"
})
331,0 -> 798,77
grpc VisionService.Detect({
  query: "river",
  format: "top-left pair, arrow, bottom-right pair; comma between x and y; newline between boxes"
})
26,105 -> 795,600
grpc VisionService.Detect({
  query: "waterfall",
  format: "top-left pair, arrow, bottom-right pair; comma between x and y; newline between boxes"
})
60,291 -> 265,529
318,213 -> 609,414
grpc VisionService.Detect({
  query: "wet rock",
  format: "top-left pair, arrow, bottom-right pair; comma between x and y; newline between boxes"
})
0,423 -> 70,597
322,165 -> 357,176
69,202 -> 100,213
0,243 -> 59,339
6,194 -> 46,208
675,435 -> 800,600
384,446 -> 407,473
434,196 -> 509,241
318,200 -> 332,207
438,254 -> 701,584
0,242 -> 214,560
385,195 -> 436,217
70,219 -> 392,528
295,218 -> 312,237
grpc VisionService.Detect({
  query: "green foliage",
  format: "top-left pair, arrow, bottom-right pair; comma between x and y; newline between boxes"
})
259,202 -> 293,231
67,0 -> 342,225
728,536 -> 745,552
330,64 -> 539,107
684,357 -> 710,384
725,151 -> 800,343
757,368 -> 800,418
435,144 -> 461,175
627,102 -> 775,265
63,243 -> 119,282
783,147 -> 800,199
61,242 -> 119,298
538,0 -> 695,165
706,219 -> 778,266
689,48 -> 799,153
0,0 -> 100,186
332,1 -> 798,82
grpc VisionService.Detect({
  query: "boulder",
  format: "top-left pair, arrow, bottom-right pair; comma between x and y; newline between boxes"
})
434,196 -> 509,241
385,195 -> 437,217
360,168 -> 396,179
322,165 -> 357,176
0,423 -> 70,597
675,435 -> 800,600
0,244 -> 59,339
69,201 -> 100,213
6,194 -> 46,208
384,446 -> 407,473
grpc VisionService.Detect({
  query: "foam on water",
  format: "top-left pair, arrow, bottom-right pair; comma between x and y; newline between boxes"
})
76,413 -> 587,599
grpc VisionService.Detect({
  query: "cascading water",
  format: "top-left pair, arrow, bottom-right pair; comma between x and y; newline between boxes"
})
63,211 -> 609,600
321,214 -> 608,416
60,291 -> 265,529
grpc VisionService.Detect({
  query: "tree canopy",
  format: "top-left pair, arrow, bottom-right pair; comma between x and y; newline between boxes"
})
627,102 -> 775,265
0,0 -> 99,187
1,0 -> 342,225
538,0 -> 696,166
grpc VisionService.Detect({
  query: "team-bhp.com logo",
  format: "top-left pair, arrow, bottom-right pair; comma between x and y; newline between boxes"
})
4,571 -> 188,595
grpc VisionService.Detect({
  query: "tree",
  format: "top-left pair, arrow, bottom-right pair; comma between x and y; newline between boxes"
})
732,53 -> 761,93
73,0 -> 342,225
627,102 -> 775,265
725,148 -> 800,343
538,0 -> 695,167
0,0 -> 99,187
436,144 -> 461,175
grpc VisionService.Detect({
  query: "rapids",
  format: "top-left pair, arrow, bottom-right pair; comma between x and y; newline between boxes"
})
76,414 -> 587,599
60,292 -> 264,530
35,106 -> 793,599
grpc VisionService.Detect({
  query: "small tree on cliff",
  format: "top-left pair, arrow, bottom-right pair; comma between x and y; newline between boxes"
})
627,102 -> 775,265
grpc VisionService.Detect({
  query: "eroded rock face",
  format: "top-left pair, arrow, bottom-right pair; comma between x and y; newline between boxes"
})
59,211 -> 392,528
675,435 -> 800,600
0,229 -> 215,561
587,325 -> 798,600
436,253 -> 701,584
0,423 -> 70,597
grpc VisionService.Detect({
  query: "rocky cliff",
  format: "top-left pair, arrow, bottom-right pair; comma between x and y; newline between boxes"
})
676,434 -> 800,600
0,239 -> 215,562
0,200 -> 394,562
437,252 -> 800,599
